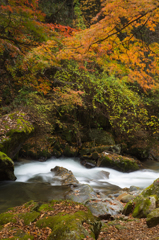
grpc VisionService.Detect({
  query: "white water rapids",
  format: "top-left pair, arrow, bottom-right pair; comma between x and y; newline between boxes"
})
15,157 -> 159,189
1,157 -> 159,213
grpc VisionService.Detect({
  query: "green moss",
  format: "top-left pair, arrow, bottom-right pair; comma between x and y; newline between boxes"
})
23,200 -> 40,211
19,211 -> 40,225
0,212 -> 17,225
0,151 -> 13,164
3,235 -> 34,240
141,184 -> 154,197
36,210 -> 95,240
146,208 -> 159,228
98,155 -> 139,172
132,195 -> 153,218
38,203 -> 55,212
122,201 -> 133,216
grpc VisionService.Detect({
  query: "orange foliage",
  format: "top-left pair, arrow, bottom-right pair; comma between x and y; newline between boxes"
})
56,0 -> 159,90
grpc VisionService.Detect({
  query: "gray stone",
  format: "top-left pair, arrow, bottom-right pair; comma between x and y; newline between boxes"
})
66,184 -> 97,203
86,198 -> 124,218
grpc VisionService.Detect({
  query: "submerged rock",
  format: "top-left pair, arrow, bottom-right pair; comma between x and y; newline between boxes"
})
0,151 -> 16,181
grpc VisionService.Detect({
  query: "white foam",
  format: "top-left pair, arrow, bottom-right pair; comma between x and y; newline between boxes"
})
15,157 -> 159,189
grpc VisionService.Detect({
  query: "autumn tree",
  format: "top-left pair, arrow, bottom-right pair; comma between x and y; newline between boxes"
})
0,0 -> 57,104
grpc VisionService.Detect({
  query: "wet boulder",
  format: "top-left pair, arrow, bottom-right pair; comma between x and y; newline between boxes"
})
0,151 -> 16,181
98,152 -> 142,172
51,166 -> 79,185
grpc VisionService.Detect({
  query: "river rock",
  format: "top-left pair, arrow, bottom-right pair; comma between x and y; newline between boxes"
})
66,184 -> 98,203
51,166 -> 79,185
85,198 -> 124,219
0,152 -> 16,181
146,208 -> 159,228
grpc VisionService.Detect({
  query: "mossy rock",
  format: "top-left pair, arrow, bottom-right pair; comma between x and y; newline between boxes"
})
0,111 -> 34,159
146,208 -> 159,228
18,211 -> 40,225
0,200 -> 97,240
0,212 -> 17,225
0,151 -> 16,181
122,201 -> 134,216
38,203 -> 55,212
141,178 -> 159,198
36,211 -> 96,240
97,153 -> 141,172
132,195 -> 157,218
38,200 -> 62,212
3,229 -> 34,240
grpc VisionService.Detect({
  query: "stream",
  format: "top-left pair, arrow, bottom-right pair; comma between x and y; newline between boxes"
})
0,157 -> 159,213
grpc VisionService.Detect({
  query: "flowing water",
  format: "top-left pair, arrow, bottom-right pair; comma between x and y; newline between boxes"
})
0,157 -> 159,213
